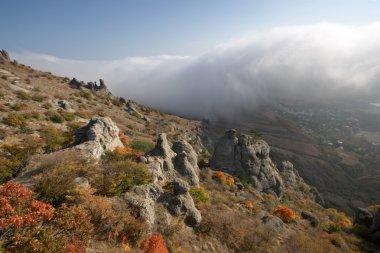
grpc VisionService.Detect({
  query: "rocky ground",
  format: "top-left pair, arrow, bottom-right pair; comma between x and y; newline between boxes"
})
0,51 -> 379,252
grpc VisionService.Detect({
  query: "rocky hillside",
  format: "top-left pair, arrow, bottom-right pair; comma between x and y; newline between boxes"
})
0,51 -> 379,252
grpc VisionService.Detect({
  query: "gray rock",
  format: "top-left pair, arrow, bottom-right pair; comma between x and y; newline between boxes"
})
371,209 -> 380,234
172,178 -> 190,195
354,207 -> 373,228
210,130 -> 283,195
279,161 -> 303,188
51,99 -> 74,112
261,215 -> 284,230
301,211 -> 319,226
159,179 -> 201,227
73,177 -> 90,188
124,183 -> 163,230
69,78 -> 84,89
139,156 -> 148,164
73,117 -> 123,160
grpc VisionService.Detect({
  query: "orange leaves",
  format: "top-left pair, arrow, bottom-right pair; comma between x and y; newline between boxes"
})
0,181 -> 54,230
119,131 -> 129,146
245,200 -> 254,210
273,206 -> 297,223
115,132 -> 142,158
140,233 -> 169,253
338,218 -> 352,229
227,177 -> 235,186
215,172 -> 227,183
214,172 -> 235,187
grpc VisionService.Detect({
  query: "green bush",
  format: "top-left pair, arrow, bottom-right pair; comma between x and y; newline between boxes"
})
323,222 -> 341,233
40,125 -> 69,153
48,112 -> 65,123
130,139 -> 155,153
3,113 -> 27,127
101,155 -> 153,196
190,186 -> 210,204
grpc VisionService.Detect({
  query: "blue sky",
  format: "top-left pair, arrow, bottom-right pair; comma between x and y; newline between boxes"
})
2,0 -> 380,59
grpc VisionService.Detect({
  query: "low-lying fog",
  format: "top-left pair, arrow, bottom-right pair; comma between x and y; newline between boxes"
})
12,22 -> 380,119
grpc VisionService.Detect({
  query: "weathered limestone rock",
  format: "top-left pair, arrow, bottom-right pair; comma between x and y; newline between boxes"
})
159,179 -> 202,227
354,207 -> 373,228
124,183 -> 163,230
278,161 -> 303,188
301,211 -> 320,226
210,129 -> 283,195
73,117 -> 123,159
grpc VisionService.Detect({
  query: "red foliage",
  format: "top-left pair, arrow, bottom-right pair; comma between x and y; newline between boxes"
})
0,181 -> 54,230
140,233 -> 169,253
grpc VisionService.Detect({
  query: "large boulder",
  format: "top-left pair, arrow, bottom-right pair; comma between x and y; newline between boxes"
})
159,179 -> 202,227
124,183 -> 163,230
278,161 -> 303,188
147,134 -> 200,186
354,207 -> 373,228
73,117 -> 123,159
210,130 -> 283,195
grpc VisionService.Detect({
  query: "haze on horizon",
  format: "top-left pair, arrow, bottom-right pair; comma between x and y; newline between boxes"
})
2,0 -> 380,118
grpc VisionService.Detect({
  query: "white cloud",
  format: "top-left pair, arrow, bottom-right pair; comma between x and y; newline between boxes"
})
11,22 -> 380,118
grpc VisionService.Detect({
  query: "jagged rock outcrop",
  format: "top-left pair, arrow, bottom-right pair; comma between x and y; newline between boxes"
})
278,161 -> 304,188
0,50 -> 10,61
69,78 -> 85,89
147,134 -> 200,186
159,179 -> 202,227
210,129 -> 283,195
354,207 -> 380,242
50,99 -> 74,112
124,183 -> 163,230
68,78 -> 111,96
73,117 -> 123,159
125,101 -> 151,122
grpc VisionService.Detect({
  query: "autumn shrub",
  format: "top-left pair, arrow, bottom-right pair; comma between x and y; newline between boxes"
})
140,233 -> 169,253
101,156 -> 152,196
48,111 -> 65,123
214,171 -> 227,183
39,125 -> 72,152
75,109 -> 92,119
130,138 -> 155,153
0,143 -> 37,183
323,222 -> 341,233
42,102 -> 53,109
227,177 -> 235,186
17,91 -> 32,100
273,206 -> 297,223
10,102 -> 27,111
32,93 -> 46,102
190,186 -> 210,205
245,200 -> 254,210
33,157 -> 90,206
3,112 -> 27,126
79,91 -> 92,100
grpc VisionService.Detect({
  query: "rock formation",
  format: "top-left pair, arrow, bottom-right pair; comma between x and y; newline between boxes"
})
278,161 -> 304,189
68,78 -> 111,96
0,50 -> 10,61
210,129 -> 283,195
146,133 -> 200,186
354,207 -> 380,242
73,117 -> 123,159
